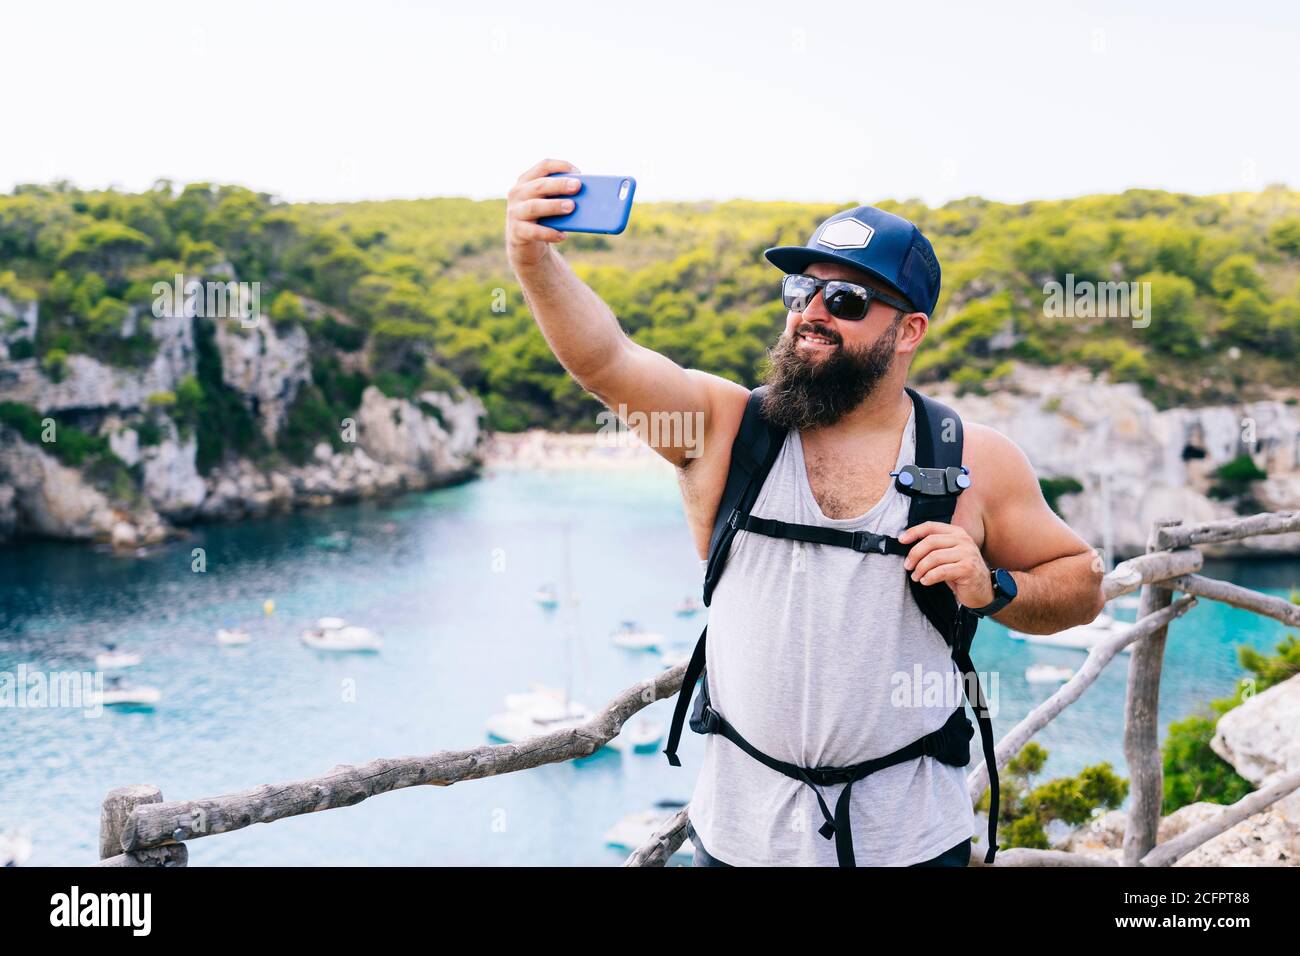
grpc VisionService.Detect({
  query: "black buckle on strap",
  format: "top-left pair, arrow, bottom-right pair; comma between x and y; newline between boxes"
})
810,765 -> 856,786
697,704 -> 721,735
852,530 -> 888,554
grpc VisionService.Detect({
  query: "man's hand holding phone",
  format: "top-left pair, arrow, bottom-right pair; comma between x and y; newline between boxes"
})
506,158 -> 582,270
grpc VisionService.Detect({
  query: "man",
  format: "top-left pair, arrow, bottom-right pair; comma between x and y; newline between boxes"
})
506,158 -> 1105,866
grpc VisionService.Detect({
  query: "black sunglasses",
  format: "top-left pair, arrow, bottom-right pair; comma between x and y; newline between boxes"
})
781,274 -> 913,321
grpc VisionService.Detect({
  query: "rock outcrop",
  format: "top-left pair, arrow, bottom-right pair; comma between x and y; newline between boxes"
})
0,281 -> 487,546
213,317 -> 311,444
933,365 -> 1300,557
1060,674 -> 1300,865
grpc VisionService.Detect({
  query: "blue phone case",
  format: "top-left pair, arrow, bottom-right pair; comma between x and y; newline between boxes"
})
538,173 -> 636,234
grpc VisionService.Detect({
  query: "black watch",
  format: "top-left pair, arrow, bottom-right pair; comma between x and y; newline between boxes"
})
969,568 -> 1017,618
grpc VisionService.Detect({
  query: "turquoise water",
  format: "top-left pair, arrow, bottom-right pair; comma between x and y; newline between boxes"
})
1,465 -> 1297,866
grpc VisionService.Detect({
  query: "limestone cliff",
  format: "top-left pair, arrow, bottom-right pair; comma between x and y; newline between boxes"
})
0,292 -> 486,548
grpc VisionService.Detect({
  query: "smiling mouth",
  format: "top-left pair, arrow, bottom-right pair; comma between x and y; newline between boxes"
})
796,328 -> 839,348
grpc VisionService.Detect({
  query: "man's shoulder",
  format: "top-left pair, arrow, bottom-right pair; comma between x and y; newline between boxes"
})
961,420 -> 1040,496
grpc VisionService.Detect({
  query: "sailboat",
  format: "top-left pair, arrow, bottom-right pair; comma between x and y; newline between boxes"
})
490,525 -> 606,748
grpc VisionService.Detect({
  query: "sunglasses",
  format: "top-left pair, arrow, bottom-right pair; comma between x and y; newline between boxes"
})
781,274 -> 913,321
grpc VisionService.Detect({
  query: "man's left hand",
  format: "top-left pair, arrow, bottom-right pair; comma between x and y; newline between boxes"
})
897,521 -> 993,609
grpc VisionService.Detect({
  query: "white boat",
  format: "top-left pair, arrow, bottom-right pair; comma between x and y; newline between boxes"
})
658,648 -> 692,670
92,678 -> 162,708
533,585 -> 559,609
615,718 -> 664,754
673,597 -> 702,617
301,617 -> 382,652
610,621 -> 664,651
1025,664 -> 1075,684
94,646 -> 141,670
503,683 -> 590,721
486,707 -> 590,743
0,830 -> 33,867
1112,594 -> 1141,610
603,809 -> 693,860
1009,614 -> 1131,653
216,627 -> 251,646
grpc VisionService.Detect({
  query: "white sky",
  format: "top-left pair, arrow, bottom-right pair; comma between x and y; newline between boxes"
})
3,0 -> 1298,206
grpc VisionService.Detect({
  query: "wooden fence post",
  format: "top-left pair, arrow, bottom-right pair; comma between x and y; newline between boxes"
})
1121,518 -> 1181,866
100,785 -> 164,861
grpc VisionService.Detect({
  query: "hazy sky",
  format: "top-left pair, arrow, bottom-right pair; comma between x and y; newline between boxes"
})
4,0 -> 1298,206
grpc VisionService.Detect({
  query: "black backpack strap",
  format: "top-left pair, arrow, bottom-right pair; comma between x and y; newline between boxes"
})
903,386 -> 999,863
701,386 -> 786,607
902,386 -> 967,646
663,624 -> 708,767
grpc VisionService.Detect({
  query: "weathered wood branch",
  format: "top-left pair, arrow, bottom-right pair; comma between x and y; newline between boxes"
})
1166,574 -> 1300,628
966,595 -> 1197,800
969,847 -> 1118,867
622,807 -> 690,867
100,785 -> 163,861
1139,767 -> 1300,868
1155,510 -> 1300,550
121,667 -> 686,852
96,845 -> 189,867
1102,548 -> 1203,600
1122,519 -> 1181,866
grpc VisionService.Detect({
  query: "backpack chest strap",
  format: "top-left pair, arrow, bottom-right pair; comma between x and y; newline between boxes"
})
728,509 -> 910,557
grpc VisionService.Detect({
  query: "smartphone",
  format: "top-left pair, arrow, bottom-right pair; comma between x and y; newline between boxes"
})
538,173 -> 636,235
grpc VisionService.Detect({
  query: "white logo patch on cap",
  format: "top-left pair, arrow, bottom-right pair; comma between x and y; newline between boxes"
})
817,218 -> 875,250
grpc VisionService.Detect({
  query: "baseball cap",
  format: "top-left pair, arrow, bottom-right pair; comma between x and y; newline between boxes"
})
764,206 -> 941,317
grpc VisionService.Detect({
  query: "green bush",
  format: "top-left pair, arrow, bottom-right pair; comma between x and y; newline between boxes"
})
975,741 -> 1128,852
1039,476 -> 1084,516
1163,631 -> 1300,813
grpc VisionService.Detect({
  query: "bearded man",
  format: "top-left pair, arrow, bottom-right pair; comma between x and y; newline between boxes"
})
505,159 -> 1104,867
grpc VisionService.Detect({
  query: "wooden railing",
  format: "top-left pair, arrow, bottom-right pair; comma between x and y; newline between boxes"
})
95,510 -> 1300,868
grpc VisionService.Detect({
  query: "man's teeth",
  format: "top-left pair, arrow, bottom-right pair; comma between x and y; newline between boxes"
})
800,332 -> 835,345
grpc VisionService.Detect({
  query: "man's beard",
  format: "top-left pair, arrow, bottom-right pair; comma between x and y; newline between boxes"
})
760,318 -> 900,431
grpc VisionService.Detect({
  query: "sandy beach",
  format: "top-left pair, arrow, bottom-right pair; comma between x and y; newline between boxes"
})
484,429 -> 676,472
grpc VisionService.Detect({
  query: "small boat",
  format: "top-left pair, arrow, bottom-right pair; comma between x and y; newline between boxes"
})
610,621 -> 664,651
658,647 -> 692,671
503,683 -> 590,721
486,707 -> 589,744
1025,664 -> 1075,684
613,718 -> 664,754
313,531 -> 352,552
603,810 -> 693,860
0,830 -> 33,867
92,676 -> 162,708
94,644 -> 141,670
673,597 -> 702,617
216,627 -> 251,646
301,617 -> 382,652
533,585 -> 560,609
1008,614 -> 1131,653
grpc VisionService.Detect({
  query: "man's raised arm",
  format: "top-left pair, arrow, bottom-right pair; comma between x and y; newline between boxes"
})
505,158 -> 744,468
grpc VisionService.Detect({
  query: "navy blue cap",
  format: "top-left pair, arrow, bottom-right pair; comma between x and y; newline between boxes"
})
764,206 -> 941,317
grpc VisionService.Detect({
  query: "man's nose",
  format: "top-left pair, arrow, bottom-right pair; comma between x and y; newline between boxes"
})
801,289 -> 834,322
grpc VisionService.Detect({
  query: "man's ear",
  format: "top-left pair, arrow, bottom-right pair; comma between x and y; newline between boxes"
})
896,311 -> 929,355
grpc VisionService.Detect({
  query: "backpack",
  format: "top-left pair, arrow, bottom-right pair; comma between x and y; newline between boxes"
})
663,385 -> 1000,865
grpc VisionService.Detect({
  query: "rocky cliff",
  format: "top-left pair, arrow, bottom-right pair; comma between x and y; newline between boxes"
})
0,291 -> 486,548
1062,672 -> 1300,865
932,365 -> 1300,558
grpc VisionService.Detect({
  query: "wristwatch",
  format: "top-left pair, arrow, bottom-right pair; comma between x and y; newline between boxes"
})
969,568 -> 1017,618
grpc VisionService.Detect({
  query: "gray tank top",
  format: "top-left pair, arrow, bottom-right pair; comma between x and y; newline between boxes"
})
687,406 -> 976,866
